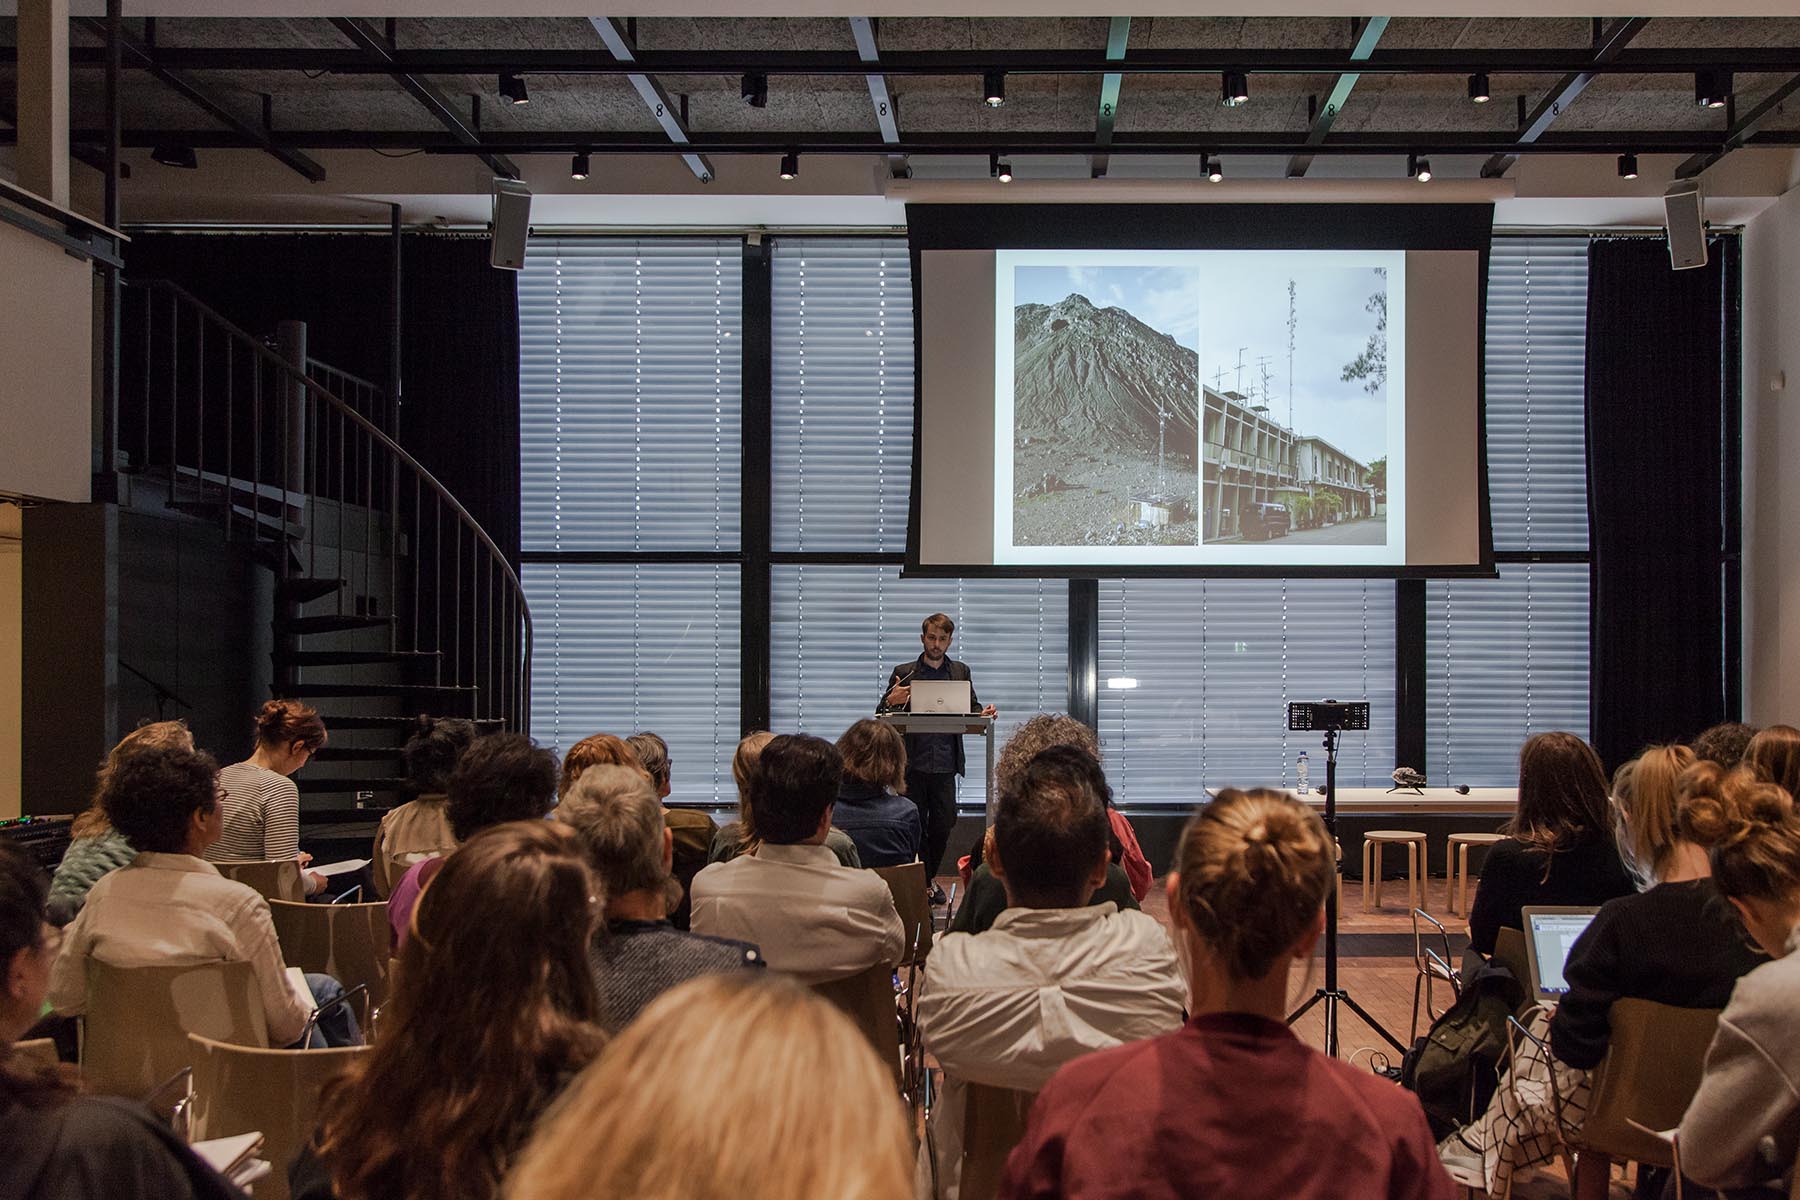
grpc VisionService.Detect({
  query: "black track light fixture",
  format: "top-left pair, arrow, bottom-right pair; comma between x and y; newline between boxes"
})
1202,153 -> 1223,183
740,72 -> 768,108
570,152 -> 590,181
779,151 -> 799,181
1468,72 -> 1491,103
1408,154 -> 1432,183
1617,152 -> 1639,180
1694,68 -> 1731,109
984,72 -> 1006,108
151,144 -> 198,169
1221,70 -> 1250,108
990,153 -> 1013,183
499,72 -> 529,105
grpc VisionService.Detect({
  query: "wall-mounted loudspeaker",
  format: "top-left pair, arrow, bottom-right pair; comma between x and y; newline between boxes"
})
1663,179 -> 1708,271
490,178 -> 533,271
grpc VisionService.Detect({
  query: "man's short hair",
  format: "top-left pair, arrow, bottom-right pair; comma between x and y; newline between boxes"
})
102,745 -> 221,855
558,764 -> 667,896
447,733 -> 559,842
749,734 -> 843,845
626,732 -> 670,791
994,745 -> 1111,908
1692,722 -> 1757,770
922,612 -> 955,637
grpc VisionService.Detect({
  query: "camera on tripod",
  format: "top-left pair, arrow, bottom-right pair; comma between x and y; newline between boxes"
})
1285,699 -> 1371,732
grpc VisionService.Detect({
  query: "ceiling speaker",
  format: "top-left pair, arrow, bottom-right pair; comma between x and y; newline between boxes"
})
490,177 -> 533,271
1663,178 -> 1708,271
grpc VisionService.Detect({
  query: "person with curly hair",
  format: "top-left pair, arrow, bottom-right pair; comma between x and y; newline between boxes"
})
370,716 -> 477,898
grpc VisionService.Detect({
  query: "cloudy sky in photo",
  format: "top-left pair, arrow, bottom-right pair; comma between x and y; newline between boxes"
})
1014,264 -> 1201,352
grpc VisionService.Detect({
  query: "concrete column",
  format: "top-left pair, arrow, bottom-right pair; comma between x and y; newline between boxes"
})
16,0 -> 71,208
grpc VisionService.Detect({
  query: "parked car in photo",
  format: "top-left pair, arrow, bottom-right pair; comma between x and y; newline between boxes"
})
1242,502 -> 1291,540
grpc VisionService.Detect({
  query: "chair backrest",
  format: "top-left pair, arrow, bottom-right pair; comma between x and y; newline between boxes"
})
187,1032 -> 371,1200
12,1036 -> 58,1069
269,899 -> 393,1011
215,859 -> 306,903
960,1084 -> 1037,1200
1576,998 -> 1722,1168
872,862 -> 933,963
1490,927 -> 1531,990
82,958 -> 268,1098
809,963 -> 903,1089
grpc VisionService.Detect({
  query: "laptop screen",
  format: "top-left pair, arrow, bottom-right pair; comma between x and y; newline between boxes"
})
1527,911 -> 1596,997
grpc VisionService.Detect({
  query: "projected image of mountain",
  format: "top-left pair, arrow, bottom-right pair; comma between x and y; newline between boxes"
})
1011,268 -> 1201,548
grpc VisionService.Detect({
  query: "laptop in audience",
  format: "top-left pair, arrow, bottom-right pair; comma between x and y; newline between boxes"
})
910,680 -> 971,715
1520,906 -> 1600,1004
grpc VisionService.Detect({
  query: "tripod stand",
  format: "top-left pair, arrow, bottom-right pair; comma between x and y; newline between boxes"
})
1285,727 -> 1407,1058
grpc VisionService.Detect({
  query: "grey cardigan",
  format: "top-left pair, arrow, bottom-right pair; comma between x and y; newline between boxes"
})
1677,924 -> 1800,1191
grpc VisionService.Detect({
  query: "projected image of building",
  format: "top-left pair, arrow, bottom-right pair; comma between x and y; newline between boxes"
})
1296,436 -> 1378,520
1202,389 -> 1382,544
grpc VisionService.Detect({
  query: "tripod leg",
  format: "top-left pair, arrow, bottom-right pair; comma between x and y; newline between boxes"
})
1285,989 -> 1326,1024
1338,990 -> 1408,1054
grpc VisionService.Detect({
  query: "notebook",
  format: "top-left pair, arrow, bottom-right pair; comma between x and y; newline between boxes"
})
1521,906 -> 1600,1003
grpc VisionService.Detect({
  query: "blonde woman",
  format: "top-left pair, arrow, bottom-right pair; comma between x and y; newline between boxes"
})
505,973 -> 911,1200
708,731 -> 860,868
1000,789 -> 1453,1200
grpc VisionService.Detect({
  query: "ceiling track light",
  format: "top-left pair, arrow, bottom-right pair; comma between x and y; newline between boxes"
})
1221,70 -> 1250,108
499,72 -> 529,105
1468,72 -> 1491,103
1201,153 -> 1223,183
990,153 -> 1013,183
984,71 -> 1006,108
1408,153 -> 1432,183
570,151 -> 590,181
1695,68 -> 1732,109
740,72 -> 768,108
779,150 -> 799,181
1617,152 -> 1639,180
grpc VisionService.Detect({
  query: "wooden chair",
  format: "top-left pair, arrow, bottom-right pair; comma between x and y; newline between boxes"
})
959,1084 -> 1037,1200
81,959 -> 268,1098
811,963 -> 903,1090
1362,830 -> 1428,911
268,898 -> 393,1012
187,1032 -> 371,1200
1489,926 -> 1532,993
1445,832 -> 1505,916
12,1036 -> 58,1068
873,861 -> 933,964
215,858 -> 306,903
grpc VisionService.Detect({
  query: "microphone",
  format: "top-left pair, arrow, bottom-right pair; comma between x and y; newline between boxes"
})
1455,784 -> 1470,795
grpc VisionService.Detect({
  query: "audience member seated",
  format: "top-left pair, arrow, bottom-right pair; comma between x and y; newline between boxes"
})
49,745 -> 359,1048
1693,721 -> 1758,770
558,731 -> 648,798
691,734 -> 904,983
0,841 -> 244,1200
388,733 -> 557,946
1000,788 -> 1453,1200
48,720 -> 193,926
1446,745 -> 1766,1193
504,974 -> 912,1200
1745,723 -> 1800,799
1671,766 -> 1800,1199
919,746 -> 1185,1199
209,699 -> 329,896
954,715 -> 1142,935
1466,731 -> 1636,956
557,764 -> 763,1033
293,822 -> 605,1200
709,730 -> 861,868
831,719 -> 922,868
628,731 -> 716,930
370,716 -> 475,898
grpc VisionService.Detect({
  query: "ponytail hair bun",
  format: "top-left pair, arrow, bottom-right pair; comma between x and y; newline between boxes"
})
254,698 -> 327,751
1677,759 -> 1800,903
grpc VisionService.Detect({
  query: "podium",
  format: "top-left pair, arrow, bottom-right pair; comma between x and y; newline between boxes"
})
877,712 -> 998,820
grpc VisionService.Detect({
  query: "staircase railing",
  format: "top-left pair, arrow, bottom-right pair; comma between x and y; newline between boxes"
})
118,276 -> 530,733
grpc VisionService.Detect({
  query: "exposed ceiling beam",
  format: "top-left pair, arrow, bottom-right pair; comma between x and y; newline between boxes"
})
20,45 -> 1799,78
588,17 -> 714,184
1288,16 -> 1390,179
1481,16 -> 1649,179
71,16 -> 325,182
1090,16 -> 1131,180
848,17 -> 906,179
1675,72 -> 1800,179
328,17 -> 517,180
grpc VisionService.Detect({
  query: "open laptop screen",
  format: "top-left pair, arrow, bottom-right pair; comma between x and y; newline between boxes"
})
1524,908 -> 1598,1000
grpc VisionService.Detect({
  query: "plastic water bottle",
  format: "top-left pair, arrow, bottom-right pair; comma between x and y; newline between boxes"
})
1296,751 -> 1310,795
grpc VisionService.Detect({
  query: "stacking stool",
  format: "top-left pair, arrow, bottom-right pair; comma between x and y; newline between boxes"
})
1446,832 -> 1507,917
1362,830 -> 1428,912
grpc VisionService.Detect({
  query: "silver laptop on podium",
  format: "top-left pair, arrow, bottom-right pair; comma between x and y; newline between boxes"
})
910,680 -> 971,715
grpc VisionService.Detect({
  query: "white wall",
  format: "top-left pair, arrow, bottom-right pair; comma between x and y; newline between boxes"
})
0,218 -> 93,501
0,502 -> 19,820
1743,183 -> 1800,724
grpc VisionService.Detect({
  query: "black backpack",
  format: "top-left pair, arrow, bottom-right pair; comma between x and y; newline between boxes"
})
1399,959 -> 1526,1141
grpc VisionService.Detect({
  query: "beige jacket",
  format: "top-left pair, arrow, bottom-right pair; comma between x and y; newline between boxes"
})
370,795 -> 456,898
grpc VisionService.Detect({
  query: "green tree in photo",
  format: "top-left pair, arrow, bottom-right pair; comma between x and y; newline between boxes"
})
1341,269 -> 1388,395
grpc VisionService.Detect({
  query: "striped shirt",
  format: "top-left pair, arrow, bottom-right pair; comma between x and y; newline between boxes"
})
207,760 -> 301,862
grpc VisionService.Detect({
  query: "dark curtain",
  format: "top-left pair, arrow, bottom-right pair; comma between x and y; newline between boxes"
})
124,232 -> 520,564
1585,237 -> 1740,774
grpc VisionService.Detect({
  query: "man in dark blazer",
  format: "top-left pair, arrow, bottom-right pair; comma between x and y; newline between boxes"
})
876,612 -> 997,895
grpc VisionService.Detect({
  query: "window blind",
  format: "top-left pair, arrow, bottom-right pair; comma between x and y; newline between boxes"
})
771,566 -> 1068,807
524,562 -> 741,805
1098,579 -> 1397,803
771,238 -> 915,552
519,238 -> 742,552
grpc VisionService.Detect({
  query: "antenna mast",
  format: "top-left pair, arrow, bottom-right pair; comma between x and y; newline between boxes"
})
1287,279 -> 1298,431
